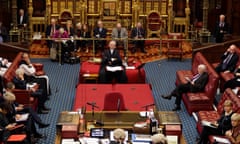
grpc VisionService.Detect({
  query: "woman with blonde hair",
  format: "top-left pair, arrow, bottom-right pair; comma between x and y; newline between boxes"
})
225,113 -> 240,143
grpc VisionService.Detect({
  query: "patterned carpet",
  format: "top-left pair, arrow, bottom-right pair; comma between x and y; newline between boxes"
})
31,58 -> 197,144
30,39 -> 192,63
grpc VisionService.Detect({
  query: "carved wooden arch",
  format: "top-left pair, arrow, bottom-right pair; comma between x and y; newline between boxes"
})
59,9 -> 73,25
147,10 -> 162,37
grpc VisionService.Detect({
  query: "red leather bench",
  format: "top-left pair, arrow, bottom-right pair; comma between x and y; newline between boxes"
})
3,52 -> 44,110
176,52 -> 219,115
196,88 -> 240,134
212,48 -> 240,92
79,60 -> 146,83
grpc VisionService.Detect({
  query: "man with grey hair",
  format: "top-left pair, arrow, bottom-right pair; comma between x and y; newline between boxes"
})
99,40 -> 127,83
162,64 -> 209,111
112,22 -> 128,56
151,133 -> 168,144
215,14 -> 229,43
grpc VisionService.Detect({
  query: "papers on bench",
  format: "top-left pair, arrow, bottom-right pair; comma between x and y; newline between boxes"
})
16,113 -> 29,122
26,83 -> 37,90
166,135 -> 178,144
131,134 -> 151,142
201,120 -> 218,128
213,136 -> 231,144
62,139 -> 80,144
106,66 -> 123,72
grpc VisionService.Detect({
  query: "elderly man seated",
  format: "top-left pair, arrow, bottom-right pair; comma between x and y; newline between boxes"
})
99,40 -> 127,83
12,68 -> 50,114
19,53 -> 50,96
162,64 -> 209,111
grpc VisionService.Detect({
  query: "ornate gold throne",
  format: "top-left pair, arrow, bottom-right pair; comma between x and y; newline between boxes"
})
147,11 -> 162,38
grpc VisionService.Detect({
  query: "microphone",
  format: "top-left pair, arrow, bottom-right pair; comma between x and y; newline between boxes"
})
117,98 -> 120,112
87,102 -> 99,108
141,103 -> 155,108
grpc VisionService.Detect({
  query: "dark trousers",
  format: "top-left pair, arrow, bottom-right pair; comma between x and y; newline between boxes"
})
31,89 -> 47,109
171,83 -> 193,106
18,107 -> 43,125
133,40 -> 145,52
224,77 -> 240,90
198,126 -> 223,144
215,64 -> 226,73
99,68 -> 128,84
95,40 -> 106,52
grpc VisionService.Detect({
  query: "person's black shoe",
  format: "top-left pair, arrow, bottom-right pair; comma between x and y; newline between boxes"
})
172,106 -> 181,111
34,133 -> 44,139
161,95 -> 172,100
42,106 -> 51,111
38,123 -> 50,128
37,109 -> 49,114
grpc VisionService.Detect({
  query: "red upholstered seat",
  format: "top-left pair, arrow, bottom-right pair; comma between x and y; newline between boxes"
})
79,61 -> 146,84
176,52 -> 219,115
103,92 -> 127,111
3,52 -> 39,110
196,88 -> 240,134
212,48 -> 240,92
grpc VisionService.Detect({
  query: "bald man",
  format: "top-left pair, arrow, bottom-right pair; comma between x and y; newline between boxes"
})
215,14 -> 229,43
162,64 -> 209,111
99,40 -> 127,83
215,44 -> 239,73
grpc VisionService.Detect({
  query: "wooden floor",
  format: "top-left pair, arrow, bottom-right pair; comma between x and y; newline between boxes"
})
29,40 -> 192,63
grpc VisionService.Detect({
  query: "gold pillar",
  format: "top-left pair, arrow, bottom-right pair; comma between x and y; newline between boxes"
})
199,0 -> 211,43
185,0 -> 190,38
132,0 -> 139,27
168,0 -> 173,33
81,0 -> 87,24
46,0 -> 51,25
12,0 -> 18,25
28,0 -> 33,38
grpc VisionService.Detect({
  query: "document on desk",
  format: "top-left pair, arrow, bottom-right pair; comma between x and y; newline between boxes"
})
106,66 -> 123,72
201,120 -> 218,128
213,136 -> 231,144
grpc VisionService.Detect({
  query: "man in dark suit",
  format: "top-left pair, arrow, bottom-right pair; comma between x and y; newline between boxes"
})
215,44 -> 239,74
93,20 -> 107,53
162,64 -> 209,111
99,40 -> 127,83
45,18 -> 60,49
0,22 -> 7,42
131,22 -> 146,53
17,9 -> 28,28
215,14 -> 230,43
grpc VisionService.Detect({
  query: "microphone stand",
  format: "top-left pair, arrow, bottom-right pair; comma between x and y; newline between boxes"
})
87,102 -> 99,121
141,103 -> 155,118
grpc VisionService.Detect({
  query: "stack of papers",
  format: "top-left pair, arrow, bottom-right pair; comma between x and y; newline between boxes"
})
166,135 -> 178,144
16,113 -> 29,122
201,120 -> 218,128
213,136 -> 231,144
132,134 -> 151,142
106,66 -> 123,72
62,139 -> 80,144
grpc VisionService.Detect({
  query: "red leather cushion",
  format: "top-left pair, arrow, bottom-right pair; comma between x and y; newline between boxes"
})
187,93 -> 211,104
